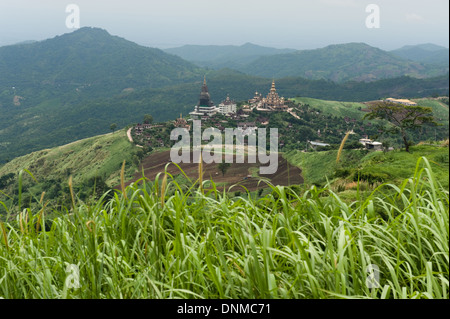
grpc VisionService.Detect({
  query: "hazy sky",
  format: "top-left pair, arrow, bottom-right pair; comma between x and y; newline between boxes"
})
0,0 -> 448,50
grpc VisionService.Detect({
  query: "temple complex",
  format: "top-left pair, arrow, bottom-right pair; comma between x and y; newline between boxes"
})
190,78 -> 289,120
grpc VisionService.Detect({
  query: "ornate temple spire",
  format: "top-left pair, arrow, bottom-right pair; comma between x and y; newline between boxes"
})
270,80 -> 277,93
198,76 -> 214,107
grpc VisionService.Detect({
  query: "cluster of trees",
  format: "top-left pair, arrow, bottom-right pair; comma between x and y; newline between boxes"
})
0,173 -> 14,188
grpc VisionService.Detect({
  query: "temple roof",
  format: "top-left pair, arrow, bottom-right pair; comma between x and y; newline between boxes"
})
221,95 -> 236,105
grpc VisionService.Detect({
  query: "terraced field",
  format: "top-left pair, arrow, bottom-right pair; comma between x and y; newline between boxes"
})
125,150 -> 303,192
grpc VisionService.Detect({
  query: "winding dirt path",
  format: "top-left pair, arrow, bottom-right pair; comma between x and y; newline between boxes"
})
127,128 -> 133,143
127,127 -> 143,148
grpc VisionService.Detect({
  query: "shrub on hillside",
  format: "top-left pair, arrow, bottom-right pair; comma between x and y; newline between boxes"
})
353,169 -> 389,183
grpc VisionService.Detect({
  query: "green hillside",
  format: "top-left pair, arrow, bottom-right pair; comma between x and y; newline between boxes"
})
290,97 -> 448,138
289,97 -> 366,118
0,129 -> 139,212
285,144 -> 449,189
0,129 -> 136,185
411,98 -> 449,122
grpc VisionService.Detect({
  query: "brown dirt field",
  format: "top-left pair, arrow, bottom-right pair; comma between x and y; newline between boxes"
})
124,150 -> 303,192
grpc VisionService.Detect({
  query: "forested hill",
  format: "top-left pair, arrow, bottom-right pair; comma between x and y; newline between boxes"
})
0,27 -> 203,98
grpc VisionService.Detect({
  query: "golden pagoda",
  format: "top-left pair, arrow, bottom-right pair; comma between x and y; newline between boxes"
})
261,80 -> 287,111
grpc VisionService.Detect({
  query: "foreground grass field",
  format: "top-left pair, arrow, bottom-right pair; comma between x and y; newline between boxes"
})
0,157 -> 448,299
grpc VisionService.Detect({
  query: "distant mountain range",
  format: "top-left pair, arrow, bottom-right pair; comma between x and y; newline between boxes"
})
390,43 -> 449,66
166,42 -> 449,82
164,43 -> 296,69
0,27 -> 448,163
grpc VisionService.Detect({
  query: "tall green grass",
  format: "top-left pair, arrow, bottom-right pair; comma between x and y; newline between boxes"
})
0,157 -> 448,299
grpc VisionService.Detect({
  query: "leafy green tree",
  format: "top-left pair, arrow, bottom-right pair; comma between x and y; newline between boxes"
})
364,102 -> 437,152
136,149 -> 145,161
110,123 -> 117,134
0,173 -> 15,188
143,145 -> 153,154
218,162 -> 231,177
144,114 -> 153,124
